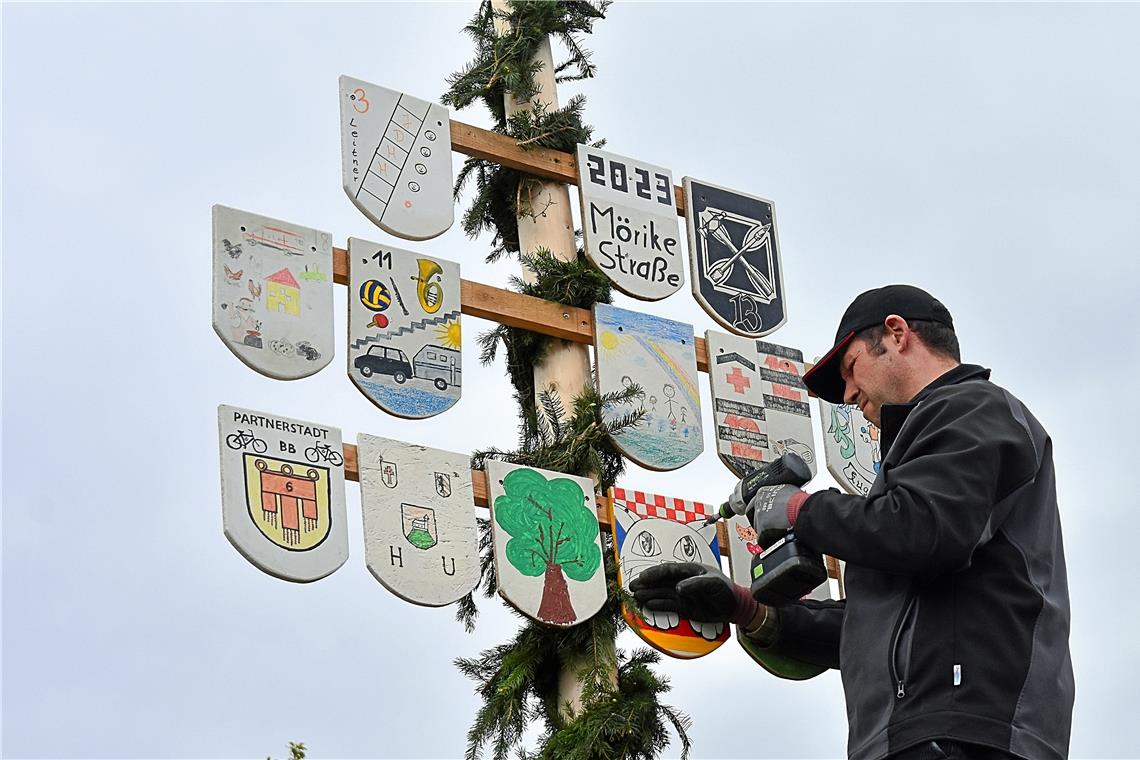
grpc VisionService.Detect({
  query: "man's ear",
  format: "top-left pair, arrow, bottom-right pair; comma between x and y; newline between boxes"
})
884,314 -> 909,350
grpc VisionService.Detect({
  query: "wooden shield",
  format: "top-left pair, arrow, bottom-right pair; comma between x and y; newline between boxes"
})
357,434 -> 478,606
347,238 -> 461,418
486,460 -> 606,627
218,404 -> 348,582
577,145 -> 684,300
724,512 -> 829,679
609,487 -> 729,658
706,330 -> 817,478
593,304 -> 702,471
212,206 -> 334,380
339,76 -> 454,241
684,177 -> 786,337
818,399 -> 882,496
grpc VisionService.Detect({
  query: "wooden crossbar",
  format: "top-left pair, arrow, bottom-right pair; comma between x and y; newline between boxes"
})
332,248 -> 816,379
449,119 -> 687,216
340,442 -> 841,582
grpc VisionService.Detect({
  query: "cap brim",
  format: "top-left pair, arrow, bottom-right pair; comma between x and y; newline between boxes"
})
803,331 -> 855,404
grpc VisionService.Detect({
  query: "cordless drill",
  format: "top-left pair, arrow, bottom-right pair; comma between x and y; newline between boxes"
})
707,453 -> 829,606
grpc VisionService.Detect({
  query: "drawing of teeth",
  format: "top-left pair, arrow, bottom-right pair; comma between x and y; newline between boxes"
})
640,606 -> 680,630
689,619 -> 725,641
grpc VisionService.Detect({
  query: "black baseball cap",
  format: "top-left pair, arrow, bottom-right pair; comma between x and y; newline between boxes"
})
803,284 -> 954,404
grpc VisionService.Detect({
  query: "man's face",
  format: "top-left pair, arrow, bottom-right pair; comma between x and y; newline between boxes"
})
839,336 -> 906,427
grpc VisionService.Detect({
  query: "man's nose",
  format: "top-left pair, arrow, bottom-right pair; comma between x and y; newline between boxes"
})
843,380 -> 859,406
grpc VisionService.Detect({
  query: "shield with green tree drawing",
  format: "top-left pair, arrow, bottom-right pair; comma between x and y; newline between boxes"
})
486,461 -> 606,626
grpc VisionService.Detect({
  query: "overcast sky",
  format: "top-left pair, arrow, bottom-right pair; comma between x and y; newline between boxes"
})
4,3 -> 1139,759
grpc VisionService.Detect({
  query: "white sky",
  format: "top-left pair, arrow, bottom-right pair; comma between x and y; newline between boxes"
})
4,2 -> 1139,758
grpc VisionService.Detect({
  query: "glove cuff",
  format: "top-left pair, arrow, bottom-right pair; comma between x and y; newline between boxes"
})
787,490 -> 809,526
731,582 -> 761,627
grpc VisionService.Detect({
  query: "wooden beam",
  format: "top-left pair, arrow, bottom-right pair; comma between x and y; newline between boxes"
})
342,441 -> 844,583
332,246 -> 815,381
449,119 -> 688,217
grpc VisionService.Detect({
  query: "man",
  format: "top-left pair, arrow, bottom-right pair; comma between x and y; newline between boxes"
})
631,285 -> 1073,760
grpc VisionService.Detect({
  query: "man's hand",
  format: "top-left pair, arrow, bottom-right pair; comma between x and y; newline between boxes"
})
629,562 -> 742,624
748,484 -> 810,548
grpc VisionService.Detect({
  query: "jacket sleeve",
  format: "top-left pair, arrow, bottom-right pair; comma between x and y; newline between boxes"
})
795,388 -> 1038,577
754,599 -> 845,671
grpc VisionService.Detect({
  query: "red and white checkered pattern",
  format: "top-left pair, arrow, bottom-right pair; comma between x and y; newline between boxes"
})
611,488 -> 714,524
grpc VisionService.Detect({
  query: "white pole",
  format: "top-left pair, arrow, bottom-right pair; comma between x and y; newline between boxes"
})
491,0 -> 612,718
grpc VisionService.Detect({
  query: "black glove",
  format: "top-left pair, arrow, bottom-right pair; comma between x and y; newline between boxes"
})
748,484 -> 807,548
629,562 -> 742,624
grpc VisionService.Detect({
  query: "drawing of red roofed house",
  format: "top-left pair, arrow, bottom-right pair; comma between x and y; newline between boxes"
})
266,268 -> 301,316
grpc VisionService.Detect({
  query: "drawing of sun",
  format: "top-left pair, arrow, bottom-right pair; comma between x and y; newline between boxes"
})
600,330 -> 620,351
436,320 -> 462,349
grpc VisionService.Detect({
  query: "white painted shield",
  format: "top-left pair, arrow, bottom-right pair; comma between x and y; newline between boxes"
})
706,330 -> 817,478
486,461 -> 606,627
218,405 -> 348,582
594,303 -> 702,471
609,486 -> 728,658
339,76 -> 454,241
212,206 -> 334,380
357,434 -> 478,607
684,177 -> 787,337
577,145 -> 684,300
818,398 -> 882,496
347,238 -> 461,418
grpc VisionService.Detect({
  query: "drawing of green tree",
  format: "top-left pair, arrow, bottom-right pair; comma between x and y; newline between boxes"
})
493,468 -> 602,624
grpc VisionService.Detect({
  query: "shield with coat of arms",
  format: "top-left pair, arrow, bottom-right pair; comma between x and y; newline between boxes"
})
219,404 -> 348,583
684,177 -> 787,338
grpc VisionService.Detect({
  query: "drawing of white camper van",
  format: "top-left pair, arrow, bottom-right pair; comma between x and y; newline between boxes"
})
412,346 -> 461,390
354,344 -> 461,390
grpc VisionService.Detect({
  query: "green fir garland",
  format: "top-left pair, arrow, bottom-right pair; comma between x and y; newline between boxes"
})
443,2 -> 692,759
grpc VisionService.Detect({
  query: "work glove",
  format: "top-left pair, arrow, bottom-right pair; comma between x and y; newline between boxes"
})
629,562 -> 762,627
748,484 -> 810,549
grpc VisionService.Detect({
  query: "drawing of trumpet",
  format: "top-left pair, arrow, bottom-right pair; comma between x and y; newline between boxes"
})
413,258 -> 444,314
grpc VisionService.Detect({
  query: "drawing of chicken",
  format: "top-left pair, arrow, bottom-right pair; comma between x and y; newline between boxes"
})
224,265 -> 243,282
248,279 -> 262,300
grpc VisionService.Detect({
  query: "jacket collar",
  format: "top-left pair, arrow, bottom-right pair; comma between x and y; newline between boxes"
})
878,364 -> 991,458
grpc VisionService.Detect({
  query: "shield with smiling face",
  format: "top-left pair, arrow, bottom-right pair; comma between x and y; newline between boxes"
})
609,487 -> 729,658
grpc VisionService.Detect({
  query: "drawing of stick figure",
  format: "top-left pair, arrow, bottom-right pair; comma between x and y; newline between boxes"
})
619,375 -> 641,408
662,383 -> 677,422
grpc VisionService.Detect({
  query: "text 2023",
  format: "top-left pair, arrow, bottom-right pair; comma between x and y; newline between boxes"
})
584,153 -> 672,207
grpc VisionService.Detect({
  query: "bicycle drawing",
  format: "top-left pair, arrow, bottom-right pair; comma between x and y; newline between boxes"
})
226,429 -> 268,453
305,441 -> 344,466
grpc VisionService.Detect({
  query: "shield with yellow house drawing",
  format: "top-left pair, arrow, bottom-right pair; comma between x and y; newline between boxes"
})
212,205 -> 335,381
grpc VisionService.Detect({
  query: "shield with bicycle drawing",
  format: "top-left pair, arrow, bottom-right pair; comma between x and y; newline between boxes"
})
218,404 -> 348,582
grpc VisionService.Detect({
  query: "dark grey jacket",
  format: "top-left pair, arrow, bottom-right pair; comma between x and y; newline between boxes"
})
769,365 -> 1074,759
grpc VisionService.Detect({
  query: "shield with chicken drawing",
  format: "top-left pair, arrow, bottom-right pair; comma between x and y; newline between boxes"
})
212,206 -> 334,380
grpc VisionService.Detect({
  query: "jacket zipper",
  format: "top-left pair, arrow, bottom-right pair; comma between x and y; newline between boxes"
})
888,591 -> 918,699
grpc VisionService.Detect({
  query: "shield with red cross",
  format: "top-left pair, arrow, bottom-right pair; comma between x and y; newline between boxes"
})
609,486 -> 729,658
705,330 -> 818,478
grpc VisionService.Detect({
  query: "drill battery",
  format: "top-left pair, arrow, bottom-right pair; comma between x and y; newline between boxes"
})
749,532 -> 829,606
